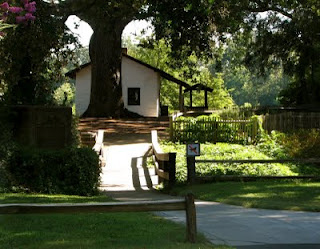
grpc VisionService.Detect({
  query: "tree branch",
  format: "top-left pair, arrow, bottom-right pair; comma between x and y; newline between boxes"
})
248,6 -> 293,19
50,0 -> 97,18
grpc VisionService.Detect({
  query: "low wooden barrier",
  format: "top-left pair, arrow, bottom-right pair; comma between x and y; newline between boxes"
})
93,130 -> 104,155
151,130 -> 176,187
187,158 -> 320,183
92,129 -> 105,166
0,194 -> 197,243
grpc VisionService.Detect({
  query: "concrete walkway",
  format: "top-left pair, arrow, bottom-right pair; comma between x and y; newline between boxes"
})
100,134 -> 320,249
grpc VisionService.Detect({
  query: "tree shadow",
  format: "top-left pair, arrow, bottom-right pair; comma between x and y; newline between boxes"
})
131,148 -> 154,191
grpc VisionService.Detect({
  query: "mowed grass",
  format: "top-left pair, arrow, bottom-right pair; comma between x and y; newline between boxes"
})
170,180 -> 320,212
0,193 -> 231,249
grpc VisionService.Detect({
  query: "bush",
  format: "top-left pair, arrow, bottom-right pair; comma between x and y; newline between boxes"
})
257,129 -> 320,159
0,105 -> 15,192
7,147 -> 101,196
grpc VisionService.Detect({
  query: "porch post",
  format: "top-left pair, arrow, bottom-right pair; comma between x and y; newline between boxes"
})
179,85 -> 184,112
205,90 -> 208,109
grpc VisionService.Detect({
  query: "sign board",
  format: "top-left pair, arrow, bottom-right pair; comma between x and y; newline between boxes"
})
186,143 -> 200,157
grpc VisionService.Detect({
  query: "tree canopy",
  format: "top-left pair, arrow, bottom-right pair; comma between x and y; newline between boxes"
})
241,0 -> 320,106
0,0 -> 79,105
1,0 -> 320,115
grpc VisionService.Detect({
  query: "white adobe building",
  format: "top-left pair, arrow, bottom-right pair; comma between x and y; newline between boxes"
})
67,51 -> 191,117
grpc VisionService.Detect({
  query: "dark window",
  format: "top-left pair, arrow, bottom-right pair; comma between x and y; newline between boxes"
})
128,88 -> 140,105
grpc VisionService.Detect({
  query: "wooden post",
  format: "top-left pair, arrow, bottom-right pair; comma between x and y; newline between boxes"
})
169,116 -> 174,141
252,118 -> 258,142
190,91 -> 193,108
204,90 -> 208,109
187,156 -> 196,184
168,153 -> 176,187
179,85 -> 184,112
185,193 -> 197,243
213,118 -> 218,144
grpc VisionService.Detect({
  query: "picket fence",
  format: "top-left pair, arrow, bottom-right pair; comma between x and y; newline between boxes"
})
170,117 -> 258,143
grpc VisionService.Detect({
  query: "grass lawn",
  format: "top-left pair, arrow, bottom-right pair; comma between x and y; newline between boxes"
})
169,180 -> 320,212
160,142 -> 320,183
0,193 -> 231,249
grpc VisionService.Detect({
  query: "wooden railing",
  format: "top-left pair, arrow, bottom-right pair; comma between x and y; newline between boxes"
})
92,129 -> 105,166
186,157 -> 320,183
151,130 -> 176,187
0,194 -> 197,243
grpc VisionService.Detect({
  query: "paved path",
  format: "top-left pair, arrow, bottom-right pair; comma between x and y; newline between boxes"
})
100,134 -> 320,249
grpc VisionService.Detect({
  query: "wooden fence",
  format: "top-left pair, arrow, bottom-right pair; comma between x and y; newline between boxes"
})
0,194 -> 197,243
170,118 -> 258,144
151,130 -> 176,187
263,112 -> 320,133
186,157 -> 320,183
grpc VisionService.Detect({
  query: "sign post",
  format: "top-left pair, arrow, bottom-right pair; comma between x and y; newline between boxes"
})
186,143 -> 200,184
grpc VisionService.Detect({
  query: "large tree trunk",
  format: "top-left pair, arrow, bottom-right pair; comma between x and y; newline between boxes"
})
82,23 -> 124,117
66,0 -> 142,117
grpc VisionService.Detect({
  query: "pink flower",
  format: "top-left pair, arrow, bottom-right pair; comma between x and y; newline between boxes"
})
25,12 -> 35,21
16,15 -> 26,24
0,2 -> 9,10
24,1 -> 36,13
9,6 -> 24,13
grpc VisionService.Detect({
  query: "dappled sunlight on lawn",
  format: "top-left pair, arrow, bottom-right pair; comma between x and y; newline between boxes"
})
0,193 -> 111,204
171,181 -> 320,212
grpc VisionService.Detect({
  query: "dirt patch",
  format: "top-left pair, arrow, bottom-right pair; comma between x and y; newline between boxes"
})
78,118 -> 170,144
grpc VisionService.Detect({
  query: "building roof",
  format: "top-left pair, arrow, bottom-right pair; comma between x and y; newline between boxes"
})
66,53 -> 191,88
184,83 -> 213,93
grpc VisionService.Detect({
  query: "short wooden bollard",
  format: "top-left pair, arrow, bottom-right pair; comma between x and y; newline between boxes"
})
185,193 -> 197,243
187,156 -> 196,184
0,195 -> 197,243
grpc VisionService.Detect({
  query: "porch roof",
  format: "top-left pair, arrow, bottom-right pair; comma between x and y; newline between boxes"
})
184,83 -> 213,93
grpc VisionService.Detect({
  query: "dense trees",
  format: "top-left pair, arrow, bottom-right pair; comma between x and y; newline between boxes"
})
0,0 -> 79,105
210,34 -> 291,106
240,0 -> 320,106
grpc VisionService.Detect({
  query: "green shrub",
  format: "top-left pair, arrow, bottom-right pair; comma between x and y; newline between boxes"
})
7,147 -> 101,196
257,129 -> 320,159
0,105 -> 15,192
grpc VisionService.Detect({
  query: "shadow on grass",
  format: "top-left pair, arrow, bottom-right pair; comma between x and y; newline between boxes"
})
0,212 -> 227,249
170,180 -> 320,212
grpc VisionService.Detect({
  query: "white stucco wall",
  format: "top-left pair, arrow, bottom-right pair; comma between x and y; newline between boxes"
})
122,56 -> 160,117
75,65 -> 91,116
74,56 -> 160,117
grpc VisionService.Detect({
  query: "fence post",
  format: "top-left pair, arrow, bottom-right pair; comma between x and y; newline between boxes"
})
168,152 -> 176,187
213,118 -> 218,144
252,118 -> 258,142
185,193 -> 197,243
187,156 -> 196,184
169,116 -> 174,141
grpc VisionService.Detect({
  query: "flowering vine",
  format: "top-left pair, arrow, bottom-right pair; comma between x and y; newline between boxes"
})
0,0 -> 36,36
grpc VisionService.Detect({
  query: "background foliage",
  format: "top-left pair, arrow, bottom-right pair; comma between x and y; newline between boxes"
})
124,37 -> 234,112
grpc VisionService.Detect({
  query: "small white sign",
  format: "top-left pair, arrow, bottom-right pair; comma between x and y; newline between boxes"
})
187,143 -> 200,157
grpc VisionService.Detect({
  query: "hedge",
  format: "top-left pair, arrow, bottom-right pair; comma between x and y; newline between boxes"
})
7,147 -> 101,196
